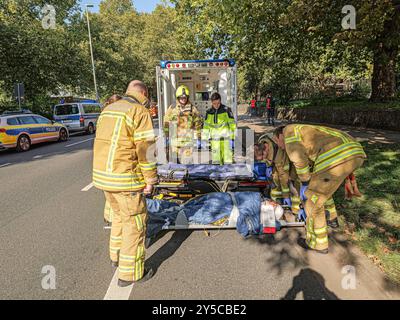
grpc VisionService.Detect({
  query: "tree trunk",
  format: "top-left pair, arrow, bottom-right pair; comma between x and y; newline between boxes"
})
370,7 -> 400,102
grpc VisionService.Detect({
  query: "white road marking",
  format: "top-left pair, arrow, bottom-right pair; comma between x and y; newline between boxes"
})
81,182 -> 94,192
33,155 -> 43,159
104,270 -> 134,300
0,163 -> 11,168
65,138 -> 94,148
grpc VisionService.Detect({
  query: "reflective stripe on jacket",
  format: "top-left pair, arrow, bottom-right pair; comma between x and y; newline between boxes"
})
283,124 -> 366,182
93,91 -> 157,192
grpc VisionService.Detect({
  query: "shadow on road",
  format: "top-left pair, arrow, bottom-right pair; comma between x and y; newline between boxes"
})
146,230 -> 193,276
250,227 -> 307,276
281,268 -> 340,300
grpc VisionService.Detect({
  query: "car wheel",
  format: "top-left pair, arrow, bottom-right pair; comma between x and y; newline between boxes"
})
59,128 -> 68,142
16,135 -> 31,152
87,123 -> 95,135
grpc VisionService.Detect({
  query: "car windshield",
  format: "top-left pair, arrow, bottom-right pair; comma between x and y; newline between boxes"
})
55,104 -> 79,116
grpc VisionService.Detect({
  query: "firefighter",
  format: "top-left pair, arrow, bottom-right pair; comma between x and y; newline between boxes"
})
266,91 -> 276,126
102,94 -> 123,226
258,135 -> 298,213
203,92 -> 237,165
93,80 -> 157,287
273,124 -> 366,254
163,85 -> 202,164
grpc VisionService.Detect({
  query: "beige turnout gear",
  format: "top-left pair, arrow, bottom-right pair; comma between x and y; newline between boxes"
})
93,90 -> 157,281
104,199 -> 114,223
283,124 -> 366,251
163,101 -> 202,163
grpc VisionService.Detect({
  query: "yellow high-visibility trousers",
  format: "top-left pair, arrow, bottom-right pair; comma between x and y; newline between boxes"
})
304,158 -> 364,251
104,191 -> 147,282
210,139 -> 233,165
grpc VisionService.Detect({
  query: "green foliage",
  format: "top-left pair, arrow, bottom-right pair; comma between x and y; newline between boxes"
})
334,143 -> 400,283
0,0 -> 180,114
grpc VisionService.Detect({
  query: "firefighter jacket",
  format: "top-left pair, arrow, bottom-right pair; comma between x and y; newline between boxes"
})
92,91 -> 158,192
203,105 -> 236,140
283,124 -> 367,182
163,101 -> 203,147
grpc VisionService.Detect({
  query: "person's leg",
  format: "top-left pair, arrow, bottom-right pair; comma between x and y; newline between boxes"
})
180,146 -> 194,165
113,192 -> 147,282
104,199 -> 114,223
104,192 -> 122,264
222,138 -> 233,164
211,139 -> 222,164
325,197 -> 338,221
305,157 -> 365,251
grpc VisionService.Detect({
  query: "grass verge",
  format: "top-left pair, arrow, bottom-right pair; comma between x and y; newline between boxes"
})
334,142 -> 400,284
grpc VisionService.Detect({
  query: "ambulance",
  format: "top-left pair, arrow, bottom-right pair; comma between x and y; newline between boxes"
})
155,59 -> 238,127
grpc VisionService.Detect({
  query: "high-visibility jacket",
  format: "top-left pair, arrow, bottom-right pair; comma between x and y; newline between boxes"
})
163,101 -> 202,147
283,124 -> 367,182
92,91 -> 157,192
203,105 -> 236,140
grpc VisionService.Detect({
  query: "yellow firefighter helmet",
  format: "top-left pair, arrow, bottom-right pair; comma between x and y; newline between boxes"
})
176,85 -> 190,99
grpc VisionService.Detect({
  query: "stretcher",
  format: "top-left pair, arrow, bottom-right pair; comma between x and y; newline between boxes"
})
152,163 -> 305,233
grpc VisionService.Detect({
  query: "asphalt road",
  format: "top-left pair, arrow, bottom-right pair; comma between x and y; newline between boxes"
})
0,129 -> 398,300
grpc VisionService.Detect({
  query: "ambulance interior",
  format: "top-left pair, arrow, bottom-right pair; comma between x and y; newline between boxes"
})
157,65 -> 237,125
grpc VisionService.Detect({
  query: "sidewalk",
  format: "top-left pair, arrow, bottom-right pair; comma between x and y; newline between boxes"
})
239,114 -> 400,144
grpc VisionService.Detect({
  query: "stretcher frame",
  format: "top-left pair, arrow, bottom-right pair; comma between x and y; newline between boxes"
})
153,166 -> 305,232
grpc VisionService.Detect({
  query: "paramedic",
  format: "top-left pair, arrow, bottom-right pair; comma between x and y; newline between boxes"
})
273,125 -> 366,254
93,80 -> 158,287
163,85 -> 203,164
203,92 -> 237,165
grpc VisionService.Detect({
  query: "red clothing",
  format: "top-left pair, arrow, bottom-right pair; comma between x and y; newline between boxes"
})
267,98 -> 271,110
251,100 -> 256,108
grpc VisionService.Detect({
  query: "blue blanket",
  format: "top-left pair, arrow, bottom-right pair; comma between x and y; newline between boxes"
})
157,163 -> 253,180
146,192 -> 262,238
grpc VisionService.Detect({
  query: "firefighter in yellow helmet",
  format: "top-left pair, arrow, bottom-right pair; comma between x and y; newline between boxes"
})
273,125 -> 366,254
163,85 -> 203,164
93,80 -> 157,287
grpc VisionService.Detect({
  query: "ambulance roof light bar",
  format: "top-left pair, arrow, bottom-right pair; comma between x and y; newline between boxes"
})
160,59 -> 235,70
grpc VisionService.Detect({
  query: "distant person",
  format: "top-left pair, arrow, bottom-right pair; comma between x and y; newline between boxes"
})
266,91 -> 276,126
250,98 -> 256,117
203,92 -> 236,164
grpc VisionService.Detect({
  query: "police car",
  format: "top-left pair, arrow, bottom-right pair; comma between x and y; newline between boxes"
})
0,110 -> 69,152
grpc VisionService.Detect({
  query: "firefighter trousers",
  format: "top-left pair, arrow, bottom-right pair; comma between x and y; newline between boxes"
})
290,180 -> 337,219
104,199 -> 114,223
104,191 -> 147,282
210,138 -> 233,165
304,157 -> 364,251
